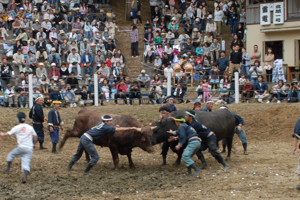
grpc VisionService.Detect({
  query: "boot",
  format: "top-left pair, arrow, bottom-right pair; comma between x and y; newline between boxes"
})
183,166 -> 192,174
3,161 -> 12,173
84,164 -> 93,174
198,154 -> 208,169
22,170 -> 30,183
221,160 -> 229,172
66,161 -> 75,171
243,143 -> 248,155
161,156 -> 167,166
52,143 -> 59,154
40,142 -> 47,150
190,163 -> 201,177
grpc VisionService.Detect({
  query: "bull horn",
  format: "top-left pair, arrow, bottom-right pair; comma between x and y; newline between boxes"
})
136,128 -> 142,132
150,126 -> 157,130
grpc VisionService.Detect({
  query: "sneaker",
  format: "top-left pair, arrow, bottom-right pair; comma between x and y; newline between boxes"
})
106,99 -> 109,102
13,34 -> 16,37
70,103 -> 73,108
25,104 -> 28,108
246,100 -> 249,103
21,104 -> 24,108
73,103 -> 77,107
277,100 -> 281,103
266,101 -> 270,104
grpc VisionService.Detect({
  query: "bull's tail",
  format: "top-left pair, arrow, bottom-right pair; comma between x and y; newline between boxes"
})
59,129 -> 72,149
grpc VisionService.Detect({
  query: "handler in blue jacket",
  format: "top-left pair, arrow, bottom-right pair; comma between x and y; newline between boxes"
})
185,110 -> 229,171
66,115 -> 140,174
219,106 -> 248,155
47,101 -> 64,154
292,118 -> 300,190
168,116 -> 201,177
29,96 -> 48,149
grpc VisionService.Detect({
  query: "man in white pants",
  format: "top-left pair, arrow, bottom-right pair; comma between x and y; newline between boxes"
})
67,48 -> 81,77
1,112 -> 37,183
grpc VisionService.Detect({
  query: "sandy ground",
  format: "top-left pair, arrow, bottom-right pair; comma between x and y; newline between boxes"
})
0,103 -> 299,199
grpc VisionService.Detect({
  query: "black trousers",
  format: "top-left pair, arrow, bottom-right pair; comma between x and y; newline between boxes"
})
131,42 -> 139,56
129,92 -> 141,105
115,92 -> 127,104
266,69 -> 273,83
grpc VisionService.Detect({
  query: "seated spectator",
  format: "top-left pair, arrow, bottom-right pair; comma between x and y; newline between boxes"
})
22,64 -> 33,74
28,41 -> 37,55
149,81 -> 163,104
94,50 -> 106,67
173,84 -> 184,103
81,49 -> 93,65
13,40 -> 22,55
93,30 -> 102,44
267,80 -> 285,104
184,38 -> 193,55
129,81 -> 142,105
144,42 -> 156,63
114,79 -> 127,105
164,43 -> 173,57
66,72 -> 79,90
18,89 -> 29,108
164,63 -> 174,78
156,43 -> 164,58
79,86 -> 91,106
48,78 -> 57,92
69,41 -> 79,53
63,84 -> 77,107
150,74 -> 162,87
178,29 -> 190,49
137,70 -> 150,90
67,48 -> 81,77
168,17 -> 178,38
12,16 -> 21,37
166,30 -> 175,45
205,18 -> 216,38
1,58 -> 15,86
43,93 -> 52,108
83,63 -> 93,85
36,28 -> 47,40
80,38 -> 92,55
249,60 -> 263,85
48,48 -> 61,67
4,84 -> 18,108
27,51 -> 38,73
101,79 -> 111,102
241,79 -> 254,103
49,27 -> 58,44
59,63 -> 69,79
254,75 -> 269,103
35,35 -> 48,60
49,63 -> 60,81
88,79 -> 104,105
12,48 -> 25,72
50,86 -> 63,101
68,29 -> 78,44
39,74 -> 49,94
203,32 -> 213,44
84,20 -> 93,41
144,27 -> 154,44
154,54 -> 162,71
220,85 -> 230,104
105,38 -> 116,57
154,31 -> 161,46
32,86 -> 43,101
191,28 -> 201,49
97,62 -> 110,78
277,83 -> 290,103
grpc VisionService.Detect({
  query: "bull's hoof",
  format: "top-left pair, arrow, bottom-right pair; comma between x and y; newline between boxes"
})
161,162 -> 167,166
200,164 -> 208,169
297,185 -> 300,190
173,161 -> 180,166
220,149 -> 226,154
129,164 -> 135,169
225,157 -> 232,161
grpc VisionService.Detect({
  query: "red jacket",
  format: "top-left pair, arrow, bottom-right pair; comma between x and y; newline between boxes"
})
116,84 -> 127,92
49,68 -> 60,78
243,84 -> 254,91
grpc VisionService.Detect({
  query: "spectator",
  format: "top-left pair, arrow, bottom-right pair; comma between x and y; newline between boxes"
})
219,85 -> 230,104
105,38 -> 116,57
184,38 -> 193,55
229,45 -> 242,80
66,72 -> 79,89
214,6 -> 224,35
277,84 -> 290,103
241,79 -> 254,103
264,47 -> 275,83
137,69 -> 150,90
1,58 -> 15,86
12,48 -> 25,72
39,74 -> 49,94
173,84 -> 184,103
67,48 -> 81,77
59,63 -> 69,79
230,34 -> 243,50
149,81 -> 163,104
35,35 -> 48,60
81,49 -> 93,66
22,64 -> 33,74
241,47 -> 250,78
249,60 -> 263,85
191,28 -> 201,49
228,6 -> 237,35
267,80 -> 285,104
210,38 -> 220,63
144,42 -> 156,63
49,63 -> 60,81
250,45 -> 261,66
168,17 -> 178,38
80,38 -> 92,55
63,84 -> 77,107
48,47 -> 61,66
88,79 -> 104,105
49,86 -> 63,101
97,62 -> 110,78
254,75 -> 269,103
83,63 -> 93,85
27,51 -> 37,72
205,18 -> 216,38
101,79 -> 111,102
36,63 -> 47,79
4,84 -> 18,108
114,79 -> 127,105
79,86 -> 92,106
12,16 -> 21,36
129,81 -> 142,105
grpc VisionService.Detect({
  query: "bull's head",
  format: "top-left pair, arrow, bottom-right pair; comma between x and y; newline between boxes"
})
135,127 -> 154,153
151,118 -> 177,145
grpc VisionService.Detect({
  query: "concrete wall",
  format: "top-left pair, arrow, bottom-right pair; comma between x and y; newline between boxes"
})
246,21 -> 300,66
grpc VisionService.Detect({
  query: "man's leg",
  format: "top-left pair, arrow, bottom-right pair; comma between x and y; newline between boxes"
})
4,147 -> 24,172
196,142 -> 208,169
81,136 -> 99,174
183,140 -> 201,177
207,139 -> 228,171
68,64 -> 74,73
68,138 -> 85,170
43,51 -> 48,59
235,127 -> 248,155
76,64 -> 81,75
228,63 -> 234,80
20,148 -> 33,183
50,129 -> 59,154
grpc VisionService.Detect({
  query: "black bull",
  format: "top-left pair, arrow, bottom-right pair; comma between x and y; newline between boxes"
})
152,109 -> 236,164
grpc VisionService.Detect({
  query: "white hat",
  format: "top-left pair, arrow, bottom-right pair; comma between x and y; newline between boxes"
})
141,69 -> 146,73
207,100 -> 214,104
39,63 -> 44,66
51,63 -> 56,66
83,38 -> 88,42
51,47 -> 56,51
43,1 -> 48,4
195,18 -> 200,21
61,0 -> 65,3
171,17 -> 176,21
165,5 -> 168,8
20,7 -> 24,10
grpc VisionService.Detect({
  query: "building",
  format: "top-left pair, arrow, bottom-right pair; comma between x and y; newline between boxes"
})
246,0 -> 300,67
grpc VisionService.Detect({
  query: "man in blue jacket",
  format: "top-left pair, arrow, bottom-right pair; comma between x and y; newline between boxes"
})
81,49 -> 93,65
292,118 -> 300,190
253,75 -> 269,103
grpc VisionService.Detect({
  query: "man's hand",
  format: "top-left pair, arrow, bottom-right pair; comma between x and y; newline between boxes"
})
237,125 -> 242,132
44,117 -> 48,121
61,126 -> 64,131
167,129 -> 174,134
293,147 -> 297,155
175,145 -> 180,150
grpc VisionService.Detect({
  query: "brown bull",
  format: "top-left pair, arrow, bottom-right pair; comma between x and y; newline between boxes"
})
59,109 -> 153,169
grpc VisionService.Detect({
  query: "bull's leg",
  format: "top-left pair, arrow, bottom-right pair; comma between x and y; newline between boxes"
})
220,139 -> 227,153
127,152 -> 135,168
160,141 -> 170,166
225,136 -> 233,161
109,146 -> 119,170
85,150 -> 91,162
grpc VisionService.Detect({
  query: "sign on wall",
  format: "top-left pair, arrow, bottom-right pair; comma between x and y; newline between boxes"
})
260,4 -> 271,25
273,2 -> 284,24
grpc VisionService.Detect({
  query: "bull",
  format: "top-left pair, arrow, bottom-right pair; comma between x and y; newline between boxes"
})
152,109 -> 236,165
59,109 -> 154,169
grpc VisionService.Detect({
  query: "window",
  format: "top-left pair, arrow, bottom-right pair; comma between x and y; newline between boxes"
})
287,0 -> 300,19
264,41 -> 283,60
250,0 -> 283,5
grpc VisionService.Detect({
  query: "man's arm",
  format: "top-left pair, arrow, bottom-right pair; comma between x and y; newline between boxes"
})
115,127 -> 140,132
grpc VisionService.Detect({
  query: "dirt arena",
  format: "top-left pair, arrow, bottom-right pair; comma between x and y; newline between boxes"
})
0,103 -> 299,199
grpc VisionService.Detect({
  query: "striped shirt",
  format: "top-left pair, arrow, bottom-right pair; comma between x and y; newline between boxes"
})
122,29 -> 139,43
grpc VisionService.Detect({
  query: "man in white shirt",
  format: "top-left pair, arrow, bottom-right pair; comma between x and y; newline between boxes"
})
164,63 -> 174,78
12,48 -> 25,72
67,48 -> 81,77
1,112 -> 37,183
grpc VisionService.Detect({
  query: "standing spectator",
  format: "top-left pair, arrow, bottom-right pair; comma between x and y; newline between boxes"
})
210,38 -> 220,63
121,24 -> 139,58
214,6 -> 224,35
217,51 -> 229,79
131,0 -> 138,24
249,60 -> 263,85
254,75 -> 269,103
241,79 -> 254,103
229,45 -> 242,80
241,47 -> 250,77
250,45 -> 261,67
230,34 -> 243,50
137,69 -> 150,90
264,47 -> 275,83
239,8 -> 246,28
